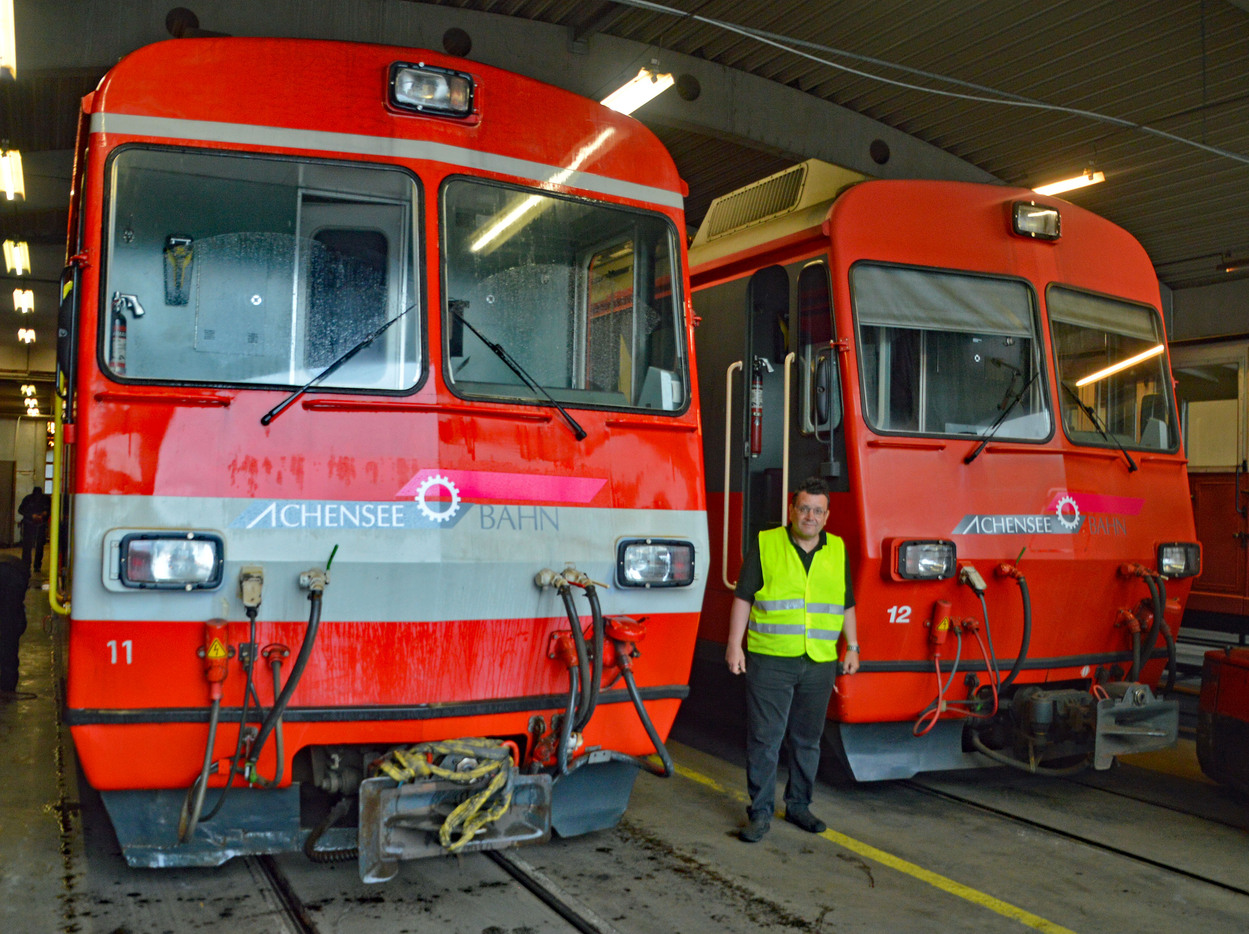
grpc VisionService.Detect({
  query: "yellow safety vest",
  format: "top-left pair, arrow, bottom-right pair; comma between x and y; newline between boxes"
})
748,526 -> 846,662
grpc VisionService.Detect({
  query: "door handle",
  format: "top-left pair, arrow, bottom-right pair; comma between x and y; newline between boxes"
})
722,360 -> 743,591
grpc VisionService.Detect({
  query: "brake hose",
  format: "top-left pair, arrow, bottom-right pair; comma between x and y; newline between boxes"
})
178,696 -> 221,842
557,584 -> 592,727
574,584 -> 604,732
998,572 -> 1032,691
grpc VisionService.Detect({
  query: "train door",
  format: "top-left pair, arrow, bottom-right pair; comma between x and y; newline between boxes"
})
732,260 -> 846,563
1172,342 -> 1248,625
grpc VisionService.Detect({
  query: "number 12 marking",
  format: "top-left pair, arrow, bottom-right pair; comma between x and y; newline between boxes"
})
886,606 -> 912,624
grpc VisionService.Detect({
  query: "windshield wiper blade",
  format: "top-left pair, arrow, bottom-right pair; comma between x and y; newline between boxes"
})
1060,381 -> 1138,472
261,303 -> 417,426
448,300 -> 587,441
964,367 -> 1040,465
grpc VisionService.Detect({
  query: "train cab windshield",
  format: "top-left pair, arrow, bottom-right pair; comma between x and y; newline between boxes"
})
101,148 -> 421,391
852,264 -> 1050,440
1050,286 -> 1177,452
442,179 -> 687,413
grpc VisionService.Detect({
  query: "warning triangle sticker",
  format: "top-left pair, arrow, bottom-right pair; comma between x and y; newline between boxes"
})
206,638 -> 227,659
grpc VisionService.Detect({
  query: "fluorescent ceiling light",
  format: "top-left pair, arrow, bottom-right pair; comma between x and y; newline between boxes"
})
17,327 -> 34,344
0,0 -> 14,80
1075,344 -> 1164,387
601,68 -> 674,115
1032,170 -> 1105,197
13,287 -> 32,313
0,148 -> 23,200
3,238 -> 28,274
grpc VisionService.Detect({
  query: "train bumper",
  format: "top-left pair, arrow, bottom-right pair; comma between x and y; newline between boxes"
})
358,771 -> 552,883
1092,682 -> 1178,768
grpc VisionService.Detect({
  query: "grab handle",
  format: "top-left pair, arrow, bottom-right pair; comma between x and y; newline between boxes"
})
722,360 -> 743,591
780,351 -> 796,526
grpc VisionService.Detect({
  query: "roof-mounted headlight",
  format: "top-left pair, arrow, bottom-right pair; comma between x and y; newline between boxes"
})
119,532 -> 224,590
1157,542 -> 1201,579
617,539 -> 695,588
389,62 -> 473,117
1011,201 -> 1061,241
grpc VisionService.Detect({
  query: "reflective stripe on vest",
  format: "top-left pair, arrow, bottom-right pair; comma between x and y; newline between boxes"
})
748,526 -> 846,662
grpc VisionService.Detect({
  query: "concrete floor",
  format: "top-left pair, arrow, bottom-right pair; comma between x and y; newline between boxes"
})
3,585 -> 1248,934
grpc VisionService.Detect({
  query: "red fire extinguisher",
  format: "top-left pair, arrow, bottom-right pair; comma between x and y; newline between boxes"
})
749,365 -> 763,457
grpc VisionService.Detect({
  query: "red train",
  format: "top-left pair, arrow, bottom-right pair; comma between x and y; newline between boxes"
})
52,38 -> 707,880
692,161 -> 1199,780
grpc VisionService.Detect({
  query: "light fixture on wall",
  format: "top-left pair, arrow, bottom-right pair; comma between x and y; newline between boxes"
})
600,67 -> 675,115
13,287 -> 32,313
0,0 -> 15,81
1221,254 -> 1249,274
0,147 -> 23,200
3,238 -> 28,274
1032,169 -> 1105,197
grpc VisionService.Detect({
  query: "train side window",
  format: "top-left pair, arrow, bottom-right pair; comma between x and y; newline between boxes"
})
1049,286 -> 1177,452
1173,357 -> 1242,468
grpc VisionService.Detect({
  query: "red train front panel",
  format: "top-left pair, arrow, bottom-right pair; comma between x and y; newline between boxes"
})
57,39 -> 708,871
692,169 -> 1197,780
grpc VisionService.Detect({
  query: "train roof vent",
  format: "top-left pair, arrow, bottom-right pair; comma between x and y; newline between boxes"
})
702,163 -> 810,240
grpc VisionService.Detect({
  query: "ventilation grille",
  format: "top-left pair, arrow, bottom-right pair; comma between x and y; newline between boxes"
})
703,163 -> 809,240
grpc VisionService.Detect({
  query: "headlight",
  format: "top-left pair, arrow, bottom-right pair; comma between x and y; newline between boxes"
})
119,533 -> 224,590
617,539 -> 695,588
1157,542 -> 1201,579
389,62 -> 474,117
897,540 -> 957,580
1011,201 -> 1061,241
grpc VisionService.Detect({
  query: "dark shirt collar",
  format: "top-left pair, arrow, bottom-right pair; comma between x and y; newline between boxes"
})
785,525 -> 826,552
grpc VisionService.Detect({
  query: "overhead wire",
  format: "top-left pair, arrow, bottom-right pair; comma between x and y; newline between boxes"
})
612,0 -> 1249,168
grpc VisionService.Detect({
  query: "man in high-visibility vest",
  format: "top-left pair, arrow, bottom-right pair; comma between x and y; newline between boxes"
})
726,476 -> 858,843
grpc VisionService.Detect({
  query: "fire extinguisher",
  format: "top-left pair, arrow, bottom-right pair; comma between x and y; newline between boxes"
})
749,356 -> 772,458
110,308 -> 127,374
749,366 -> 763,457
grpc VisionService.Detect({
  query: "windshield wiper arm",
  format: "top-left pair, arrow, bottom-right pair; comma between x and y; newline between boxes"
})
261,303 -> 417,426
1060,381 -> 1138,472
964,368 -> 1040,465
448,300 -> 586,441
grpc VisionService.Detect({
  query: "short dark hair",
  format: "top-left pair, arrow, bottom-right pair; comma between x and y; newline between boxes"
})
793,476 -> 829,500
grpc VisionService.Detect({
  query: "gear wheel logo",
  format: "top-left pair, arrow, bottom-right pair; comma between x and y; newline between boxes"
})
415,474 -> 462,523
1054,494 -> 1080,531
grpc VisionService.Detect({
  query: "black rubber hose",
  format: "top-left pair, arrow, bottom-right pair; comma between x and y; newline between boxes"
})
999,575 -> 1032,691
1135,574 -> 1164,679
558,585 -> 592,727
303,795 -> 358,863
618,658 -> 673,777
574,585 -> 605,731
1158,618 -> 1178,694
557,665 -> 580,776
248,590 -> 322,774
1129,629 -> 1141,684
203,608 -> 260,823
178,697 -> 221,842
969,730 -> 1090,776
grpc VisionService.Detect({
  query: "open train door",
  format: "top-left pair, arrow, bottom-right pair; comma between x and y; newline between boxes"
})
729,261 -> 848,563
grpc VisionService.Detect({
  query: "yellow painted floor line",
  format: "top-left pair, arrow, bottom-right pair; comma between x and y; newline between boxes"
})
674,762 -> 1079,934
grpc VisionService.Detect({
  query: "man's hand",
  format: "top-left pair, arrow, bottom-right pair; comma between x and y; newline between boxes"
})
725,643 -> 746,675
840,647 -> 860,675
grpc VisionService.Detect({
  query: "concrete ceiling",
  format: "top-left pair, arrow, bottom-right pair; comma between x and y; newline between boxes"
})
3,0 -> 1249,414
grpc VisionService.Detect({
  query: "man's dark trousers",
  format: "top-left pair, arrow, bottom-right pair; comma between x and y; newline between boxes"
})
743,650 -> 837,821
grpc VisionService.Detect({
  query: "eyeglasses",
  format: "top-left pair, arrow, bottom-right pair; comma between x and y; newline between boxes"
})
794,505 -> 827,517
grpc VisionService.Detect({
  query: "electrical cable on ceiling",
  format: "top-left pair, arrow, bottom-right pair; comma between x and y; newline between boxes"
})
614,0 -> 1249,168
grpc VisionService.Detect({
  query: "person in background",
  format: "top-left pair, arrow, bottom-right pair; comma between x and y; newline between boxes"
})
18,485 -> 50,576
0,555 -> 30,699
725,476 -> 859,843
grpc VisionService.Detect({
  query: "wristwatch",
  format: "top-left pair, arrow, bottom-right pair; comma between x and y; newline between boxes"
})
846,644 -> 860,653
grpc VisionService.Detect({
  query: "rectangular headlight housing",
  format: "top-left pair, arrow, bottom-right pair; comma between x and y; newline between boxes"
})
119,532 -> 224,590
617,539 -> 695,588
1012,201 -> 1061,241
1157,542 -> 1201,579
389,62 -> 474,117
897,540 -> 957,580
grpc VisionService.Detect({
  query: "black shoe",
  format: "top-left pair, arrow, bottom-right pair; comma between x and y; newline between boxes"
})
738,816 -> 770,842
784,807 -> 826,833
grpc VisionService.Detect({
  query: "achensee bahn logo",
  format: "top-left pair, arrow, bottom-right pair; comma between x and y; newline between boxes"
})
952,492 -> 1141,536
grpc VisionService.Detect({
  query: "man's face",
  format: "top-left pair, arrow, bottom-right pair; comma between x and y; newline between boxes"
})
789,491 -> 829,538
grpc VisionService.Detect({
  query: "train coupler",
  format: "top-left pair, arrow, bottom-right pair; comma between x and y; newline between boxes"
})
357,740 -> 551,883
1092,682 -> 1178,769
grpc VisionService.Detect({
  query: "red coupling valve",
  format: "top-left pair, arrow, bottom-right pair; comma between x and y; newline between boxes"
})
996,562 -> 1024,580
929,600 -> 952,652
1116,608 -> 1141,633
548,631 -> 580,669
605,615 -> 646,643
1119,562 -> 1149,579
197,618 -> 233,699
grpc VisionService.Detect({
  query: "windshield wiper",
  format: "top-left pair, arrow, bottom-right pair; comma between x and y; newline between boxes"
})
448,300 -> 587,441
261,303 -> 417,426
964,366 -> 1040,465
1060,381 -> 1138,472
